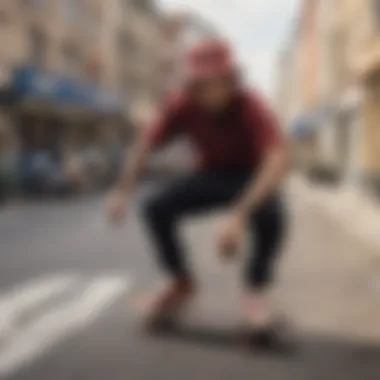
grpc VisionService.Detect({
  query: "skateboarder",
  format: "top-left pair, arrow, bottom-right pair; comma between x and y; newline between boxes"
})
107,38 -> 289,331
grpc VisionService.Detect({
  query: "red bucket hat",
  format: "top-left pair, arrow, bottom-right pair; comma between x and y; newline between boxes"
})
184,38 -> 238,83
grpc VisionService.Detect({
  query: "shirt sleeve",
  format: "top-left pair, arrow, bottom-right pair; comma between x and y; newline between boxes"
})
144,94 -> 187,150
248,92 -> 284,156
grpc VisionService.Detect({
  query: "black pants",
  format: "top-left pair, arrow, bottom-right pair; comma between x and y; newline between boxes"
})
142,171 -> 286,290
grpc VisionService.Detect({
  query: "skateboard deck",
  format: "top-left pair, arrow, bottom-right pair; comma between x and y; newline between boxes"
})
127,291 -> 296,354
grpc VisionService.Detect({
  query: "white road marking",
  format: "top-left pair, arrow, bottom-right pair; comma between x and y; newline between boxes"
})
0,275 -> 77,338
0,276 -> 130,378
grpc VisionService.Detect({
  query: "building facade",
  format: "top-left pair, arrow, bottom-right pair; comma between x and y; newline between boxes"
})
277,0 -> 322,173
310,0 -> 380,189
0,0 -> 171,195
280,0 -> 380,194
352,0 -> 380,193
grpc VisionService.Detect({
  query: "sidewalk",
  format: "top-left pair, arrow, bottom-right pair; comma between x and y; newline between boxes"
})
289,174 -> 380,255
182,185 -> 380,344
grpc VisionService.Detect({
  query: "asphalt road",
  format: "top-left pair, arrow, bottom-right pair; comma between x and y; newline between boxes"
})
1,181 -> 380,380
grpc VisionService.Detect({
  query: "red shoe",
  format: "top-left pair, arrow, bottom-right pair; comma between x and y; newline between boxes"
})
141,278 -> 196,332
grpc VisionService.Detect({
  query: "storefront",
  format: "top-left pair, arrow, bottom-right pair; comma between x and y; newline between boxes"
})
336,86 -> 364,188
291,105 -> 336,181
362,71 -> 380,195
7,66 -> 127,196
0,67 -> 18,200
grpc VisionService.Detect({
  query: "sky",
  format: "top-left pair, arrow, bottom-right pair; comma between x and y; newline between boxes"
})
159,0 -> 300,102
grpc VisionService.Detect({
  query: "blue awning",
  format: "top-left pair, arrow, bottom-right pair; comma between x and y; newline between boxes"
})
291,105 -> 336,138
11,66 -> 124,116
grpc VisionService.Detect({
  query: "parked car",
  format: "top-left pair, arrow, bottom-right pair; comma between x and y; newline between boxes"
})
0,170 -> 9,203
0,149 -> 18,202
77,147 -> 108,189
17,151 -> 77,197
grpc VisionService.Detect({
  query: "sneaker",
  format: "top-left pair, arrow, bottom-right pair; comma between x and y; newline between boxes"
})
242,292 -> 274,330
142,278 -> 196,332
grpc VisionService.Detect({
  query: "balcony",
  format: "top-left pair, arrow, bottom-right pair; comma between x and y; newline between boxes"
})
58,0 -> 100,42
0,1 -> 18,22
20,0 -> 54,19
85,53 -> 104,85
355,39 -> 380,80
130,0 -> 157,14
352,1 -> 380,79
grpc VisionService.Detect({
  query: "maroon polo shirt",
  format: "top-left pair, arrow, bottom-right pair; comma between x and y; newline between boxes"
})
146,89 -> 283,171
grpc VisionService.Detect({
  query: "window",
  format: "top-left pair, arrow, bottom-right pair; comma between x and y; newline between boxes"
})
329,28 -> 348,96
119,75 -> 131,99
85,8 -> 101,38
62,45 -> 82,77
29,28 -> 47,67
118,31 -> 136,57
373,0 -> 380,26
23,0 -> 45,8
132,0 -> 155,12
61,0 -> 84,25
119,73 -> 140,103
120,0 -> 129,12
86,55 -> 103,84
61,0 -> 100,38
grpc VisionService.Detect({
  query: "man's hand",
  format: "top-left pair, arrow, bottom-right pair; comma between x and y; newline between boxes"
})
105,130 -> 152,225
216,210 -> 245,261
106,189 -> 129,225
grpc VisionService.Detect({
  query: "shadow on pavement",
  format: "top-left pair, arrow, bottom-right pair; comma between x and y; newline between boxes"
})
9,313 -> 380,380
150,322 -> 298,356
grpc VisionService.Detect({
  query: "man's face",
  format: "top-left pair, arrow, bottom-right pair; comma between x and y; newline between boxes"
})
194,77 -> 233,110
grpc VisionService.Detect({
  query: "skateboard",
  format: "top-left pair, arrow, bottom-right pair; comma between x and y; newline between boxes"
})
128,291 -> 296,353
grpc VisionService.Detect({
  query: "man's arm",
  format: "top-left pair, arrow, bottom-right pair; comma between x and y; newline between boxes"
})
235,145 -> 289,218
114,132 -> 153,195
112,94 -> 186,196
235,95 -> 289,219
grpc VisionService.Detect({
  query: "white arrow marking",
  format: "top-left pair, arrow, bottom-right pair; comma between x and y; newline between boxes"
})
0,275 -> 77,339
0,276 -> 130,378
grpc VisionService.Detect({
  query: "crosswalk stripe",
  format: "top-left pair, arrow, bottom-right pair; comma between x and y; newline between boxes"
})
0,276 -> 130,378
0,275 -> 78,339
